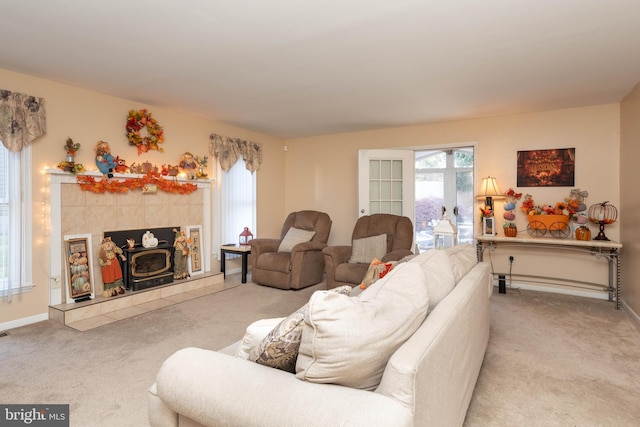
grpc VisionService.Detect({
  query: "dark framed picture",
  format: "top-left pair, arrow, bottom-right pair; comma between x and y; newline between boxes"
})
63,234 -> 95,303
517,148 -> 575,187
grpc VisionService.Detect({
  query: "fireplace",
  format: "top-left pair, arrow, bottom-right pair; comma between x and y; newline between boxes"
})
104,227 -> 179,291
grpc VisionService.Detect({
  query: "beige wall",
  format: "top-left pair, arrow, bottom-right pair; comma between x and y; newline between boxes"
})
620,82 -> 640,315
284,105 -> 623,300
286,105 -> 621,246
0,68 -> 285,326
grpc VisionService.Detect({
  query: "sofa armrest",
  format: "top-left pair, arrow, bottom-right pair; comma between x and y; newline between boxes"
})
154,347 -> 412,427
291,240 -> 327,253
322,245 -> 352,264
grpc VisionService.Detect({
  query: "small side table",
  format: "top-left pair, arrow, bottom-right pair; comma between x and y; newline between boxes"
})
220,245 -> 251,283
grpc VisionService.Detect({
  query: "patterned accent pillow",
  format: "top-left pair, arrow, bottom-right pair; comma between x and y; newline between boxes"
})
348,234 -> 387,264
251,285 -> 352,373
359,258 -> 397,290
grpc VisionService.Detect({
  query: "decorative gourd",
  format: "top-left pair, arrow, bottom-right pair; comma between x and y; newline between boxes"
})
575,225 -> 591,241
503,211 -> 516,221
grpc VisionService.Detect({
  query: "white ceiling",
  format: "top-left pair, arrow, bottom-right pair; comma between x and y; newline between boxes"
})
1,1 -> 639,138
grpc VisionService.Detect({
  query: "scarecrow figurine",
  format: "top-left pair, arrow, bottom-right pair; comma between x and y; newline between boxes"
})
95,140 -> 117,178
173,228 -> 191,280
98,236 -> 126,297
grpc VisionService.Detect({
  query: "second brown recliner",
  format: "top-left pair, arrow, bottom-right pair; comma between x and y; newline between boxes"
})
323,213 -> 414,289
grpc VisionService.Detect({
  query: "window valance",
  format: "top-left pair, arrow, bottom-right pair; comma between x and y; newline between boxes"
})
209,133 -> 263,173
0,90 -> 46,152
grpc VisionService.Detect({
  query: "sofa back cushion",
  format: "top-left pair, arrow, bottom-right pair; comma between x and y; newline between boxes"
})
408,249 -> 455,313
295,262 -> 429,391
445,244 -> 478,283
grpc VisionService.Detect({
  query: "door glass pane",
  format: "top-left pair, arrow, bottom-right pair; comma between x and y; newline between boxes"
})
380,160 -> 391,179
414,147 -> 474,251
367,157 -> 405,216
392,201 -> 402,215
370,160 -> 380,179
392,160 -> 402,179
456,171 -> 474,244
370,181 -> 380,201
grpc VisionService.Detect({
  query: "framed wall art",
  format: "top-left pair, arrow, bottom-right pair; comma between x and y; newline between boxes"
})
186,225 -> 204,276
63,234 -> 95,303
517,148 -> 575,187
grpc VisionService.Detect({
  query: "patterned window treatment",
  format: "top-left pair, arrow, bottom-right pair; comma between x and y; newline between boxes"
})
209,133 -> 263,173
0,90 -> 47,153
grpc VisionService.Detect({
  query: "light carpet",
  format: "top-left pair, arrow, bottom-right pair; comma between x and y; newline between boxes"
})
1,274 -> 639,426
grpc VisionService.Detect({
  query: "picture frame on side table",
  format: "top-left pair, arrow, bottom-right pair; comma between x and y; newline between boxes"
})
63,234 -> 95,303
482,217 -> 495,236
186,225 -> 204,276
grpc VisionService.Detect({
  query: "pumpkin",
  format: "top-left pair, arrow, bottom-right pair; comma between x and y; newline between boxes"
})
575,226 -> 591,241
503,211 -> 516,221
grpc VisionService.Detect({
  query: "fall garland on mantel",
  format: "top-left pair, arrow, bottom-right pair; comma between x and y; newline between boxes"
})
76,172 -> 198,194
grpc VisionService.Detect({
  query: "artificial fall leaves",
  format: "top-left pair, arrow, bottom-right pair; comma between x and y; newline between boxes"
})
77,172 -> 197,194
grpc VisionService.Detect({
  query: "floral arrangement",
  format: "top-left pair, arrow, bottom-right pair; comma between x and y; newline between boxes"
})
76,171 -> 197,194
520,194 -> 578,217
126,109 -> 165,154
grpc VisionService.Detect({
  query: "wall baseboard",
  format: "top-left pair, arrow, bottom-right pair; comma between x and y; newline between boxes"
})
492,280 -> 609,300
0,312 -> 49,332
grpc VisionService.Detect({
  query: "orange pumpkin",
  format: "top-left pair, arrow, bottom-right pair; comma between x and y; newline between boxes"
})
575,226 -> 591,241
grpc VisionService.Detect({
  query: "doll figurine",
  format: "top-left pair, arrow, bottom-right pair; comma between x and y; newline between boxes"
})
98,236 -> 126,297
173,228 -> 191,280
95,141 -> 117,178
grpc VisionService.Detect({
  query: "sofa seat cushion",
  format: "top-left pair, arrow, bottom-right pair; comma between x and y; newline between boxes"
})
256,252 -> 292,273
408,249 -> 455,312
296,262 -> 429,391
334,261 -> 370,284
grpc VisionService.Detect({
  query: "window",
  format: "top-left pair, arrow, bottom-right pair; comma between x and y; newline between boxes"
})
215,157 -> 256,254
0,143 -> 32,300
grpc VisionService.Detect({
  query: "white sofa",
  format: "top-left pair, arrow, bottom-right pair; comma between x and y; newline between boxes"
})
148,244 -> 492,427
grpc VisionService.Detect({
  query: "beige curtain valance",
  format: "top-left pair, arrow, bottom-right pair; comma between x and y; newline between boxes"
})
209,133 -> 263,173
0,89 -> 46,152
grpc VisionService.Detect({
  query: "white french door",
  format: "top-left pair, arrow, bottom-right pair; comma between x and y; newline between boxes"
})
358,149 -> 415,220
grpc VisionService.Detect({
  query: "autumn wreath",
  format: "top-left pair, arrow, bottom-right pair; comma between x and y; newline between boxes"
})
126,109 -> 164,154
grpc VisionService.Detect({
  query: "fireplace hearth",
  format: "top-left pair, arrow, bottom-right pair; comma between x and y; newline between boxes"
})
104,227 -> 180,291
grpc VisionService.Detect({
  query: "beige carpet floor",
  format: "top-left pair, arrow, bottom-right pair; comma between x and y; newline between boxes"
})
1,274 -> 639,426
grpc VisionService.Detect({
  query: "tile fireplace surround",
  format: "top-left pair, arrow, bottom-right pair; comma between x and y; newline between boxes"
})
47,169 -> 213,306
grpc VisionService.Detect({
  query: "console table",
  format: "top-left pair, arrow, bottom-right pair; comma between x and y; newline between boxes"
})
220,245 -> 251,283
475,235 -> 622,309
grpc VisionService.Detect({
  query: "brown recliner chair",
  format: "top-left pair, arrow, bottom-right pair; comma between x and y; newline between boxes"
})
323,214 -> 414,289
250,211 -> 332,290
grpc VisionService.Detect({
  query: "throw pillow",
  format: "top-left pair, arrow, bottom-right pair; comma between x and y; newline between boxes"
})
348,234 -> 387,264
234,317 -> 285,360
359,258 -> 397,290
277,227 -> 316,253
295,262 -> 429,391
251,285 -> 352,373
408,249 -> 455,312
